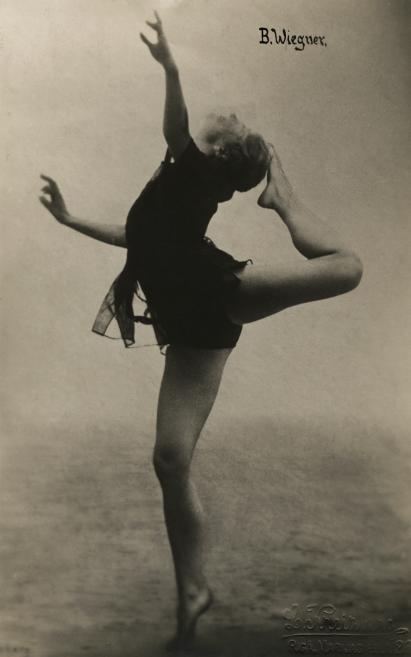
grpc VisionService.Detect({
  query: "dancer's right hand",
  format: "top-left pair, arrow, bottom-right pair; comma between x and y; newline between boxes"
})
39,174 -> 69,223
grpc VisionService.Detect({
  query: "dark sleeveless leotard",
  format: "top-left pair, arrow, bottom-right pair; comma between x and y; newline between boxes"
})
92,138 -> 252,349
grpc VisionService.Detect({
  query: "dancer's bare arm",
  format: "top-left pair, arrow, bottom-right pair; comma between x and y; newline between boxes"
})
140,12 -> 190,158
39,175 -> 126,247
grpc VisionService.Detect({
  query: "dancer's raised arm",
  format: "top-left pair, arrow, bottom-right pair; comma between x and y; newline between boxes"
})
140,12 -> 190,158
39,175 -> 126,247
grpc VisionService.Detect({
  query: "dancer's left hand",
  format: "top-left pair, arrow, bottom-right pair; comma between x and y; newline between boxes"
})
140,12 -> 175,70
39,174 -> 69,223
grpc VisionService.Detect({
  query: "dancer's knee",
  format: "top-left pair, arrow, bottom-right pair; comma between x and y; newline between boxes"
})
338,251 -> 363,292
152,442 -> 192,484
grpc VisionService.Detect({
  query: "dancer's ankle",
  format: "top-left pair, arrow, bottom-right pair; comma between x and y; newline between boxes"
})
179,580 -> 209,604
258,184 -> 301,219
277,192 -> 304,221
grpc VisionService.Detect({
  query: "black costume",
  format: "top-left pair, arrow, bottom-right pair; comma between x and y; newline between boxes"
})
92,138 -> 252,349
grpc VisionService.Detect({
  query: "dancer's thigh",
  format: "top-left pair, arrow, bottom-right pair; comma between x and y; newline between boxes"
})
226,255 -> 357,324
155,346 -> 232,464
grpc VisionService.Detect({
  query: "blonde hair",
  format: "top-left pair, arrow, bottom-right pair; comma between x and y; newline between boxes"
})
200,113 -> 271,192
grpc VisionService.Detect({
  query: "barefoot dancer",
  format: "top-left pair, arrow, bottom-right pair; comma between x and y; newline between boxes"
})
39,12 -> 362,650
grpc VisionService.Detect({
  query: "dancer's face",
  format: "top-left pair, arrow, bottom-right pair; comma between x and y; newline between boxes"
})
196,113 -> 248,158
198,135 -> 228,158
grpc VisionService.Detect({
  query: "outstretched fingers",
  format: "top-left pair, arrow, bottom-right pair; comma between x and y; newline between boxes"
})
140,11 -> 174,69
40,174 -> 62,199
40,174 -> 56,195
140,32 -> 154,48
146,10 -> 163,32
39,176 -> 54,208
39,195 -> 52,210
141,11 -> 163,48
40,174 -> 58,187
38,174 -> 67,219
40,174 -> 55,183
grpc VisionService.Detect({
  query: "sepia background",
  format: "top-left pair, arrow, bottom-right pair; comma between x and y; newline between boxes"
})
1,1 -> 410,655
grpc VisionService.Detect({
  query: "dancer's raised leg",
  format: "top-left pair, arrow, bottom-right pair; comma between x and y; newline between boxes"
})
226,145 -> 363,324
153,345 -> 231,649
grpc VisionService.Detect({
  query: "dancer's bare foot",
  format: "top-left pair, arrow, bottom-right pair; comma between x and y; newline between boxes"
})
257,144 -> 295,215
166,587 -> 214,652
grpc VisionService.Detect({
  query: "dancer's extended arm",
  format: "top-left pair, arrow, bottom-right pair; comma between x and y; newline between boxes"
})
140,12 -> 190,158
39,174 -> 126,247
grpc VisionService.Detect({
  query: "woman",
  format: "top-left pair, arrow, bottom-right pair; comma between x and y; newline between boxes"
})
39,13 -> 363,651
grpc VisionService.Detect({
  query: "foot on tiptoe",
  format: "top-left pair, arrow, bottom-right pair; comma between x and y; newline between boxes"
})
165,587 -> 214,653
257,143 -> 294,214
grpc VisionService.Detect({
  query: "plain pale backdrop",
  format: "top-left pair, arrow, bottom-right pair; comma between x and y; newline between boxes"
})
2,0 -> 410,434
1,1 -> 410,656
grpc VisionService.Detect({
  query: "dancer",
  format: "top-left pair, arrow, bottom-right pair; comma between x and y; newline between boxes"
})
39,12 -> 362,650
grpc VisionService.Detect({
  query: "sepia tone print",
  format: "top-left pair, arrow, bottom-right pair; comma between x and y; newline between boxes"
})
1,1 -> 410,656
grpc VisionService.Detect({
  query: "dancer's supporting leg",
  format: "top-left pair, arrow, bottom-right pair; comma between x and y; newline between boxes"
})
226,146 -> 363,324
153,345 -> 231,648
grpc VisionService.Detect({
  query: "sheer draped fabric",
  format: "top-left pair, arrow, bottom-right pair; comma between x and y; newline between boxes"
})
92,140 -> 252,349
